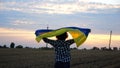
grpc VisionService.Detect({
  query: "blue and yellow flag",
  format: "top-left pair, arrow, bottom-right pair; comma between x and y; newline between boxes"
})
35,27 -> 91,47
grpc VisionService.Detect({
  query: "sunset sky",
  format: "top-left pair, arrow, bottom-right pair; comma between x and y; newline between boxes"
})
0,0 -> 120,49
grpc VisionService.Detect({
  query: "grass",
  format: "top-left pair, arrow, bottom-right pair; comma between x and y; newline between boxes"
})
0,48 -> 120,68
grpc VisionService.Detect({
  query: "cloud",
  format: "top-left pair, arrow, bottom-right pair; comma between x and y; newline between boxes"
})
0,27 -> 33,34
12,20 -> 35,25
0,1 -> 120,14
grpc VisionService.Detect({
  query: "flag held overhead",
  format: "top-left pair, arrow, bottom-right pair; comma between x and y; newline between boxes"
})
35,27 -> 91,47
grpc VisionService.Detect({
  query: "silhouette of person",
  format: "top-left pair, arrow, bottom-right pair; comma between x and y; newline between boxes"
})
43,32 -> 74,68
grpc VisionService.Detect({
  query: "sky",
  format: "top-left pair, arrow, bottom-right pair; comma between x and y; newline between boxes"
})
0,0 -> 120,49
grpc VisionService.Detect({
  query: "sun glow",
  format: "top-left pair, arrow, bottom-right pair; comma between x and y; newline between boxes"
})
82,34 -> 120,49
0,28 -> 119,49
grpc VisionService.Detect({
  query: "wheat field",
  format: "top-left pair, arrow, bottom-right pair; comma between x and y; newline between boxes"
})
0,48 -> 120,68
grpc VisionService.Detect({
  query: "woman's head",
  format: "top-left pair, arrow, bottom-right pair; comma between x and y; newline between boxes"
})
56,32 -> 68,40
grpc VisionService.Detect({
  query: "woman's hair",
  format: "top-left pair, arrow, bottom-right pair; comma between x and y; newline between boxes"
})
56,32 -> 68,40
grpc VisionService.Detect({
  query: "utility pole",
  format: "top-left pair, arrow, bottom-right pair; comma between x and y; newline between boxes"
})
46,24 -> 49,48
109,31 -> 112,50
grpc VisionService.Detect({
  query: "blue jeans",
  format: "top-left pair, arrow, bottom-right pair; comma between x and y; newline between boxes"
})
54,61 -> 70,68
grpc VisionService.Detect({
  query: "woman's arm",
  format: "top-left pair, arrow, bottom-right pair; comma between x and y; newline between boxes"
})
66,39 -> 75,45
42,38 -> 50,43
42,38 -> 56,47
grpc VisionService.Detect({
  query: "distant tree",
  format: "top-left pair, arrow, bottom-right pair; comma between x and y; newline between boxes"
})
25,47 -> 30,48
0,45 -> 3,48
73,47 -> 77,50
113,47 -> 118,51
92,47 -> 99,50
16,45 -> 23,48
40,47 -> 54,50
10,42 -> 15,48
83,48 -> 87,50
101,47 -> 108,50
3,45 -> 7,48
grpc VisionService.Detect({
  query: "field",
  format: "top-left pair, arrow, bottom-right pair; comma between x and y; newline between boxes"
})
0,48 -> 120,68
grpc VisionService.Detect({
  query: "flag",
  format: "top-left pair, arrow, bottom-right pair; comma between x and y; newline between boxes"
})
35,27 -> 91,47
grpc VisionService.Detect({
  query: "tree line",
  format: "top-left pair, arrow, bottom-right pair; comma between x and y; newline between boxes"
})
0,42 -> 119,51
0,42 -> 23,48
